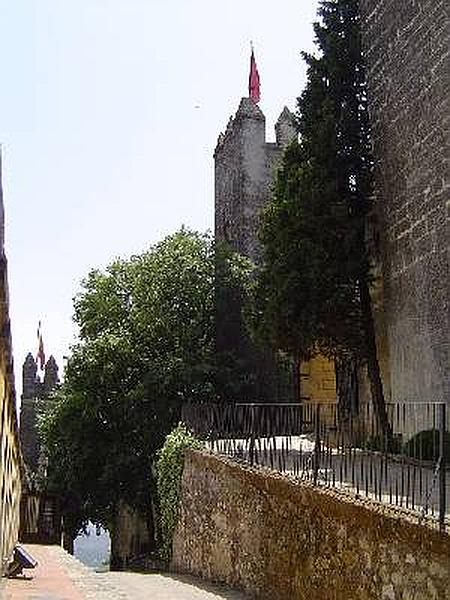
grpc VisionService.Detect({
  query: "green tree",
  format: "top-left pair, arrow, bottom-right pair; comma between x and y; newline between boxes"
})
255,0 -> 388,430
41,229 -> 243,561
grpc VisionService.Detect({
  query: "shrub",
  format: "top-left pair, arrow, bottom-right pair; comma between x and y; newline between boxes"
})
156,423 -> 202,562
365,433 -> 403,455
403,429 -> 450,462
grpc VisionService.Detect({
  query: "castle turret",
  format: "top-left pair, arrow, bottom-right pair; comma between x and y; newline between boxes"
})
22,353 -> 38,400
275,107 -> 296,147
43,355 -> 59,396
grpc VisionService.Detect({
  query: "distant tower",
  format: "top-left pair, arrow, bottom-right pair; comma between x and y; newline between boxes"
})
43,355 -> 59,396
22,353 -> 38,399
20,352 -> 59,473
214,96 -> 296,400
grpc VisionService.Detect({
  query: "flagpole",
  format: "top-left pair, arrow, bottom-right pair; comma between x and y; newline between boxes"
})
248,41 -> 260,103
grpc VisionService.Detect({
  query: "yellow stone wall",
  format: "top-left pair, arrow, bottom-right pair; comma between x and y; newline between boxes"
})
300,355 -> 336,403
0,153 -> 23,575
0,354 -> 22,575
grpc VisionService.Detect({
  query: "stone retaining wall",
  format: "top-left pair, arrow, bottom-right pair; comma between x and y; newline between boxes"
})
172,449 -> 450,600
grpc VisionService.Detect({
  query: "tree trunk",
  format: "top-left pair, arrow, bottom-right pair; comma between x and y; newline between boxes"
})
62,531 -> 74,555
358,277 -> 391,436
109,501 -> 154,571
335,358 -> 359,419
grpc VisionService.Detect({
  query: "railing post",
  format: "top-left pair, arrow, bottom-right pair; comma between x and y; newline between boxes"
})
439,403 -> 446,533
249,404 -> 256,466
313,403 -> 321,486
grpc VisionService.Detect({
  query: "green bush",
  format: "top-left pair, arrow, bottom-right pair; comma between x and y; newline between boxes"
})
365,433 -> 403,455
403,429 -> 450,462
156,423 -> 202,562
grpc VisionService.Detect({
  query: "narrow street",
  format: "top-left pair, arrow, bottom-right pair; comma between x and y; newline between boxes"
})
1,545 -> 247,600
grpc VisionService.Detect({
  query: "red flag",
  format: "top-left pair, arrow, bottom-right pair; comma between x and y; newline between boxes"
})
36,321 -> 46,371
248,47 -> 260,103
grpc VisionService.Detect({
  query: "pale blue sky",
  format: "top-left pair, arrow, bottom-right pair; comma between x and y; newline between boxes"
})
0,0 -> 319,399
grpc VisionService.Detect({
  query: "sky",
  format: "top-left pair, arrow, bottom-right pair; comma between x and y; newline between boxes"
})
0,0 -> 319,401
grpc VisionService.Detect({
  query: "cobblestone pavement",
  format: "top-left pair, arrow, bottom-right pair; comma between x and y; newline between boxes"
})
1,545 -> 247,600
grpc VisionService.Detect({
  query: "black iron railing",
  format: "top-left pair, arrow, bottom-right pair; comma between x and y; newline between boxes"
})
182,401 -> 449,533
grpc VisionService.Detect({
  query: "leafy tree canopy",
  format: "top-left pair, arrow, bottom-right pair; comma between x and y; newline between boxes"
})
40,229 -> 252,538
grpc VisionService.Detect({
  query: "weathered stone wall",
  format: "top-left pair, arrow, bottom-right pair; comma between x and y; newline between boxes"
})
19,398 -> 41,473
0,151 -> 22,575
173,449 -> 450,600
360,0 -> 449,404
300,356 -> 336,403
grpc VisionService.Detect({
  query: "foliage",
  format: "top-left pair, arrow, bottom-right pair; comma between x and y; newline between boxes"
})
403,430 -> 450,462
365,433 -> 403,455
214,241 -> 267,401
156,423 -> 201,562
40,229 -> 248,541
255,0 -> 389,430
255,0 -> 373,362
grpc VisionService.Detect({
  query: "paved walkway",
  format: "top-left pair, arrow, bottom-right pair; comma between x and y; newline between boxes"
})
1,545 -> 247,600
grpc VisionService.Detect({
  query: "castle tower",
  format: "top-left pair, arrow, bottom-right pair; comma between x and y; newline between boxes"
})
215,98 -> 295,264
214,97 -> 296,400
275,107 -> 297,147
20,352 -> 59,473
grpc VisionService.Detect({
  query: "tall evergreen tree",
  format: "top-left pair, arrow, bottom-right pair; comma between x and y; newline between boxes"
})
255,0 -> 389,430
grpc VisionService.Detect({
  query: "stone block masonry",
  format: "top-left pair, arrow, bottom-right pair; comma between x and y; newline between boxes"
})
359,0 -> 449,404
0,149 -> 22,576
214,98 -> 296,265
172,449 -> 450,600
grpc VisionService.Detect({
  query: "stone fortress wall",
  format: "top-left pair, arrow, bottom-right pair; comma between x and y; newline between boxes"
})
173,449 -> 450,600
360,0 -> 449,405
0,150 -> 22,575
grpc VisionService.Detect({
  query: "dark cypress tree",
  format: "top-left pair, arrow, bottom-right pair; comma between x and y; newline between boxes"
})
256,0 -> 389,431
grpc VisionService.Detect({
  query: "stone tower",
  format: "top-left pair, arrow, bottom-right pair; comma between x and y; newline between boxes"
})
20,353 -> 59,473
215,98 -> 296,263
214,97 -> 296,400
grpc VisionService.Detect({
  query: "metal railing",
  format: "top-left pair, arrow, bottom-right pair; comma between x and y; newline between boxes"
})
182,401 -> 449,533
